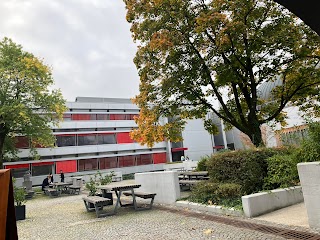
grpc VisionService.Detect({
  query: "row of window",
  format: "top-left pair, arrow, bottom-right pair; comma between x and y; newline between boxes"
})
16,132 -> 135,148
7,153 -> 167,178
63,114 -> 139,121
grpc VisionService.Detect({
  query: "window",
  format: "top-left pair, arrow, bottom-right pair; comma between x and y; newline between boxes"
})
15,137 -> 29,149
78,134 -> 97,146
5,164 -> 30,178
78,158 -> 98,171
97,114 -> 110,120
56,135 -> 76,147
72,114 -> 91,120
97,134 -> 116,144
136,154 -> 153,165
99,157 -> 118,169
31,164 -> 54,176
118,155 -> 135,167
110,114 -> 126,120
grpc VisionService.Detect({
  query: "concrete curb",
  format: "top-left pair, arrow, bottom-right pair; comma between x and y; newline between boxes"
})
175,200 -> 243,217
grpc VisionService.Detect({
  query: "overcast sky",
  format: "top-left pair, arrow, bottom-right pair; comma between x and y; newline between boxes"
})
0,0 -> 140,101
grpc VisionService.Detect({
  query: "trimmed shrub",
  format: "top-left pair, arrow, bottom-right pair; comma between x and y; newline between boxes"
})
206,148 -> 289,195
263,153 -> 300,190
196,155 -> 210,171
189,181 -> 242,209
296,122 -> 320,163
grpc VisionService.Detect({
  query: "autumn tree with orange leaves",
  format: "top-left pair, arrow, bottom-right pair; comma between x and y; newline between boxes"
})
125,0 -> 320,147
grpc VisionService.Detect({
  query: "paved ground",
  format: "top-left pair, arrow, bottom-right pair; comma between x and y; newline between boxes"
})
17,193 -> 289,240
254,202 -> 309,228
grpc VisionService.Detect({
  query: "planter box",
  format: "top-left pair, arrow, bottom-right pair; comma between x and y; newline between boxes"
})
15,205 -> 26,221
242,186 -> 303,218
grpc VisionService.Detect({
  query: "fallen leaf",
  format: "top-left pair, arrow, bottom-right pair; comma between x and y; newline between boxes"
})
204,229 -> 213,235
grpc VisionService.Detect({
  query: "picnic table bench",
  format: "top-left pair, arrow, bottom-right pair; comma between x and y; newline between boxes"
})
82,196 -> 114,218
67,185 -> 81,195
44,187 -> 61,197
179,180 -> 204,190
123,191 -> 156,210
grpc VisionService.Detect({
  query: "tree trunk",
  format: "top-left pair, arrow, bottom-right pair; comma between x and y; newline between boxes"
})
245,116 -> 264,147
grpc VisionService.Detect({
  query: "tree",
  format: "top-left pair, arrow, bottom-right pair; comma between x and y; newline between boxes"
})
124,0 -> 320,147
0,38 -> 66,168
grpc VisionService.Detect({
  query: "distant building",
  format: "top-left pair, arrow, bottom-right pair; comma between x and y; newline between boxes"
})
4,97 -> 226,184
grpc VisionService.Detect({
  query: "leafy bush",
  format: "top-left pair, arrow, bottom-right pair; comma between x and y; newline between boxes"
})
206,148 -> 289,195
85,173 -> 98,196
196,155 -> 210,171
296,122 -> 320,163
263,153 -> 300,190
97,170 -> 114,185
189,181 -> 242,209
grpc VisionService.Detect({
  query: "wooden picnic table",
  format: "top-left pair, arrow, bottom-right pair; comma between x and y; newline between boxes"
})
178,171 -> 209,180
49,182 -> 73,193
98,182 -> 141,213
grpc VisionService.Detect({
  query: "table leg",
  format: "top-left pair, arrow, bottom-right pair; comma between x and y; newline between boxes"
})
113,190 -> 122,214
131,189 -> 138,211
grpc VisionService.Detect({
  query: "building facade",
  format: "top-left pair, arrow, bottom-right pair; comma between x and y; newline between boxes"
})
5,97 -> 234,184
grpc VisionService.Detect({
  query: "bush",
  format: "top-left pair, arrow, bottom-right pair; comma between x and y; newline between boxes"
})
189,181 -> 242,209
263,153 -> 300,190
12,177 -> 26,206
296,122 -> 320,163
206,148 -> 289,195
196,155 -> 210,171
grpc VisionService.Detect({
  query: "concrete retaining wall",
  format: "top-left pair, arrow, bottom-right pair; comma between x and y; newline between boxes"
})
176,201 -> 243,217
135,171 -> 180,204
242,186 -> 303,217
298,162 -> 320,229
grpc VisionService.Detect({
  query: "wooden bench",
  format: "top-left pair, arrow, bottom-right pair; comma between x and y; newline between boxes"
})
44,188 -> 61,197
82,196 -> 114,218
67,185 -> 81,195
123,191 -> 156,210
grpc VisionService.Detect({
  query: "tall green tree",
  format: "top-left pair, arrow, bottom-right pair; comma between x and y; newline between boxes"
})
0,38 -> 66,168
124,0 -> 320,147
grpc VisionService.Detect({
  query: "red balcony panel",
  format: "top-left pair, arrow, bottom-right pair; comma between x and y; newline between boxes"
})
5,164 -> 29,169
153,153 -> 167,164
116,132 -> 134,144
56,160 -> 77,173
32,161 -> 54,167
71,114 -> 91,120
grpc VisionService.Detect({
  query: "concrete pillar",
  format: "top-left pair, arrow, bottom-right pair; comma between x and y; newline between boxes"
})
297,162 -> 320,229
135,171 -> 180,204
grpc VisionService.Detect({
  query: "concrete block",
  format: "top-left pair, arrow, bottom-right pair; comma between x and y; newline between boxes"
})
298,162 -> 320,229
241,186 -> 303,218
135,171 -> 180,204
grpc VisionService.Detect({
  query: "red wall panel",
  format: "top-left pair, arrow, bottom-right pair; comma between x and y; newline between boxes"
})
153,153 -> 167,164
56,160 -> 77,173
116,132 -> 134,144
5,164 -> 29,169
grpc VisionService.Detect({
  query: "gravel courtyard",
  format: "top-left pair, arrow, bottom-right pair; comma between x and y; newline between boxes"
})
16,192 -> 291,240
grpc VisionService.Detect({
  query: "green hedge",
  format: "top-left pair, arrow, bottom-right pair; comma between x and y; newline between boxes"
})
189,181 -> 242,209
263,153 -> 300,190
206,148 -> 289,195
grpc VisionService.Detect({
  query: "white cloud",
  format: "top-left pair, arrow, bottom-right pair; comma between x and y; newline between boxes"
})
0,0 -> 139,101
